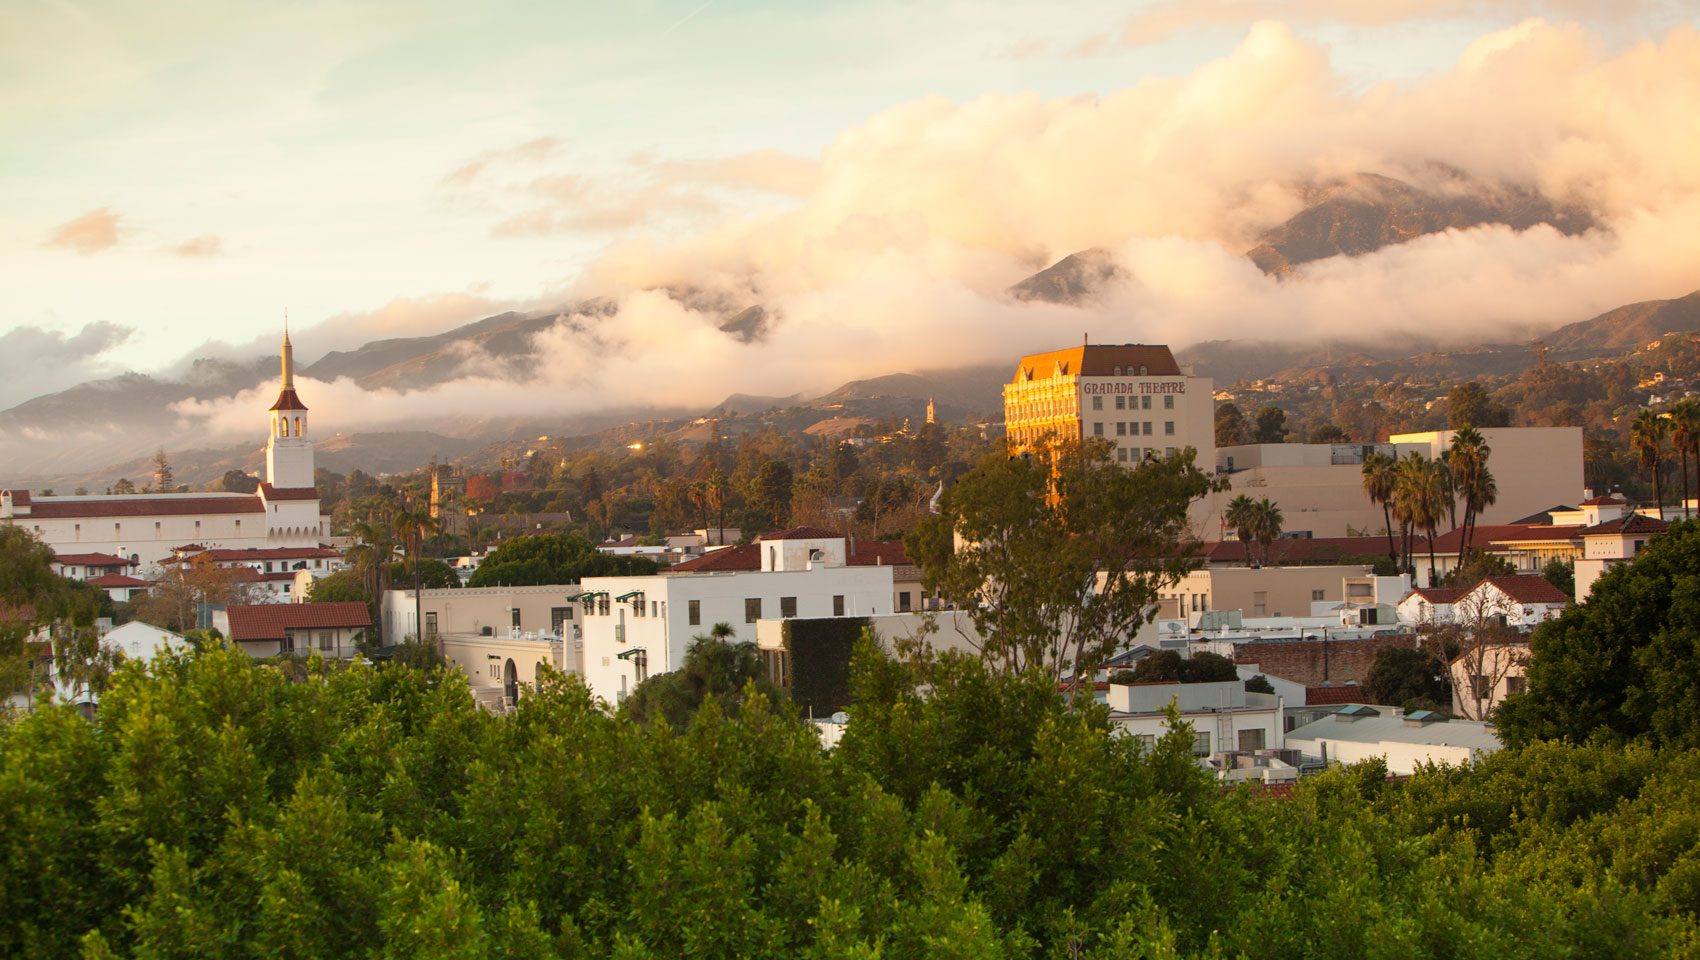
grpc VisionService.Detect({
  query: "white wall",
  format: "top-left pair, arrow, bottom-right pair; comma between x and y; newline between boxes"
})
579,563 -> 895,706
382,584 -> 582,646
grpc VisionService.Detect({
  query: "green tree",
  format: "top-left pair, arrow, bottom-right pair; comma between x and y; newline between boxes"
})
1223,494 -> 1257,566
1310,423 -> 1349,443
1214,401 -> 1247,447
1128,649 -> 1238,683
1448,381 -> 1508,429
394,507 -> 440,650
1364,646 -> 1445,707
1253,405 -> 1287,443
1449,426 -> 1496,562
622,623 -> 784,728
751,459 -> 795,530
1499,520 -> 1700,746
466,532 -> 658,588
908,441 -> 1215,684
1542,556 -> 1575,600
1362,451 -> 1399,571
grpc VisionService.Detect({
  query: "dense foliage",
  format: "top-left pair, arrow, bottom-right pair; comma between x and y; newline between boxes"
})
467,533 -> 659,587
622,625 -> 785,729
1499,519 -> 1700,748
3,635 -> 1695,958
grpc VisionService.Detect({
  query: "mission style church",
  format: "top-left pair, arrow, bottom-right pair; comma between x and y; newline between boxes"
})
1,332 -> 328,570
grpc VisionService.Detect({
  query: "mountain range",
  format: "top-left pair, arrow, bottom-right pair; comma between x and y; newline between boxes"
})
1,170 -> 1691,489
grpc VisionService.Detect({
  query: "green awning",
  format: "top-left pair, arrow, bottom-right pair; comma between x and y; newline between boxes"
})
615,590 -> 645,602
615,647 -> 646,661
563,592 -> 593,602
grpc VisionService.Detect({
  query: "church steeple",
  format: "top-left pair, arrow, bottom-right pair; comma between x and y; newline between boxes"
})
281,320 -> 295,391
266,324 -> 314,489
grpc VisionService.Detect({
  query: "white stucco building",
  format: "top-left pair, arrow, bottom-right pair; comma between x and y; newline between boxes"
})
1,331 -> 328,569
576,527 -> 898,706
1286,706 -> 1502,775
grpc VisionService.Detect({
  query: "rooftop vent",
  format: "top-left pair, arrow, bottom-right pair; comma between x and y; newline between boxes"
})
1335,704 -> 1380,723
1403,710 -> 1447,727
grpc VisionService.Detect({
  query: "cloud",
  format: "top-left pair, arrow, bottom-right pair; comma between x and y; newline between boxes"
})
1120,0 -> 1673,47
36,19 -> 1700,461
0,322 -> 133,408
43,208 -> 122,254
441,136 -> 566,188
171,234 -> 222,257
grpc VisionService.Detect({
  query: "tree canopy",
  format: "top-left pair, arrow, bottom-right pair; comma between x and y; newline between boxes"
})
622,624 -> 784,728
467,533 -> 659,587
907,440 -> 1215,683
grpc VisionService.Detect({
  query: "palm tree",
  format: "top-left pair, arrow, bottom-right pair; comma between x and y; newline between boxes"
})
1448,427 -> 1492,562
707,470 -> 730,542
1396,453 -> 1445,585
1362,452 -> 1399,570
347,520 -> 398,647
1250,498 -> 1284,566
394,508 -> 441,654
1224,494 -> 1257,566
1669,399 -> 1700,519
1632,409 -> 1668,520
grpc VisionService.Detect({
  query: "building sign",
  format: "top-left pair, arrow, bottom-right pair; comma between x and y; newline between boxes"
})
1082,381 -> 1186,395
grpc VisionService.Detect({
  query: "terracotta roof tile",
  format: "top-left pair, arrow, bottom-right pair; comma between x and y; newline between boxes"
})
848,540 -> 909,566
1579,494 -> 1628,506
195,546 -> 340,562
269,388 -> 308,411
1013,344 -> 1182,382
2,490 -> 32,506
259,483 -> 320,501
665,543 -> 761,573
1478,575 -> 1570,604
757,526 -> 842,541
1203,536 -> 1410,565
86,574 -> 151,588
225,602 -> 369,641
52,552 -> 137,567
25,495 -> 265,519
1577,514 -> 1669,537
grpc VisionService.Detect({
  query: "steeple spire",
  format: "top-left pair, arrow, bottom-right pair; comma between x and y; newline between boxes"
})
281,312 -> 294,390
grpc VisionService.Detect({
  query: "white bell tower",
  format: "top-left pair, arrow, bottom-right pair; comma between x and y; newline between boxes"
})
265,326 -> 316,490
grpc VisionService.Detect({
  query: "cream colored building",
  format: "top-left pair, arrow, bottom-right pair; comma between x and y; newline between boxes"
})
1448,642 -> 1530,719
1155,564 -> 1377,622
381,583 -> 583,646
443,633 -> 575,713
1004,343 -> 1214,468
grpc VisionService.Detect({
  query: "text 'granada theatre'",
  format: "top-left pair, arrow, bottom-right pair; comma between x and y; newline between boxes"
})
1004,342 -> 1214,467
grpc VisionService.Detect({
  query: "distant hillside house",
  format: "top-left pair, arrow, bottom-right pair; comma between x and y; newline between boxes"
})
1,332 -> 329,572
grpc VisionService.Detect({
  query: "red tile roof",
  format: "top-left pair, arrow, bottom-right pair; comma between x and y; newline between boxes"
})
195,546 -> 340,562
2,490 -> 32,506
665,542 -> 761,573
86,574 -> 151,588
225,602 -> 370,641
269,388 -> 308,411
757,526 -> 842,541
52,552 -> 137,567
1429,524 -> 1581,552
1013,344 -> 1182,382
1306,686 -> 1372,705
1477,575 -> 1570,604
259,483 -> 319,501
24,495 -> 265,519
0,603 -> 36,621
848,539 -> 909,566
1403,587 -> 1464,604
1578,514 -> 1669,537
1579,494 -> 1628,506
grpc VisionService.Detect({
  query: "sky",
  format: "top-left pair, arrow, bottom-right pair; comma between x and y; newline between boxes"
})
2,0 -> 1699,441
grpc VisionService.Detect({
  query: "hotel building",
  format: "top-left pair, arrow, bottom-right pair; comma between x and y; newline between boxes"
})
1003,343 -> 1214,467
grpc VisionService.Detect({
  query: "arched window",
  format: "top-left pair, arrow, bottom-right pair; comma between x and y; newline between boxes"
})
279,417 -> 289,437
1113,365 -> 1122,376
1138,364 -> 1148,376
294,416 -> 303,436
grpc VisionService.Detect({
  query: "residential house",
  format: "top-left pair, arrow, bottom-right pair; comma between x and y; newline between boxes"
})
218,601 -> 372,658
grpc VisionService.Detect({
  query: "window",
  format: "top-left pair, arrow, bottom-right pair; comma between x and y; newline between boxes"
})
1116,421 -> 1126,436
1506,676 -> 1527,694
1136,733 -> 1156,748
633,649 -> 648,684
1238,729 -> 1266,752
745,598 -> 762,623
511,608 -> 521,629
1092,396 -> 1102,410
1139,364 -> 1148,376
1191,732 -> 1211,756
833,595 -> 845,616
154,522 -> 161,534
688,599 -> 701,625
651,601 -> 659,617
1164,395 -> 1174,409
1253,591 -> 1267,616
1312,589 -> 1325,601
781,596 -> 797,618
899,591 -> 912,612
1116,448 -> 1127,462
1164,421 -> 1175,435
195,520 -> 201,534
1142,421 -> 1153,435
427,612 -> 440,637
280,633 -> 295,654
319,631 -> 334,651
1165,447 -> 1176,457
1115,395 -> 1126,410
1141,395 -> 1151,409
1093,422 -> 1103,436
1113,365 -> 1122,376
1471,674 -> 1491,698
